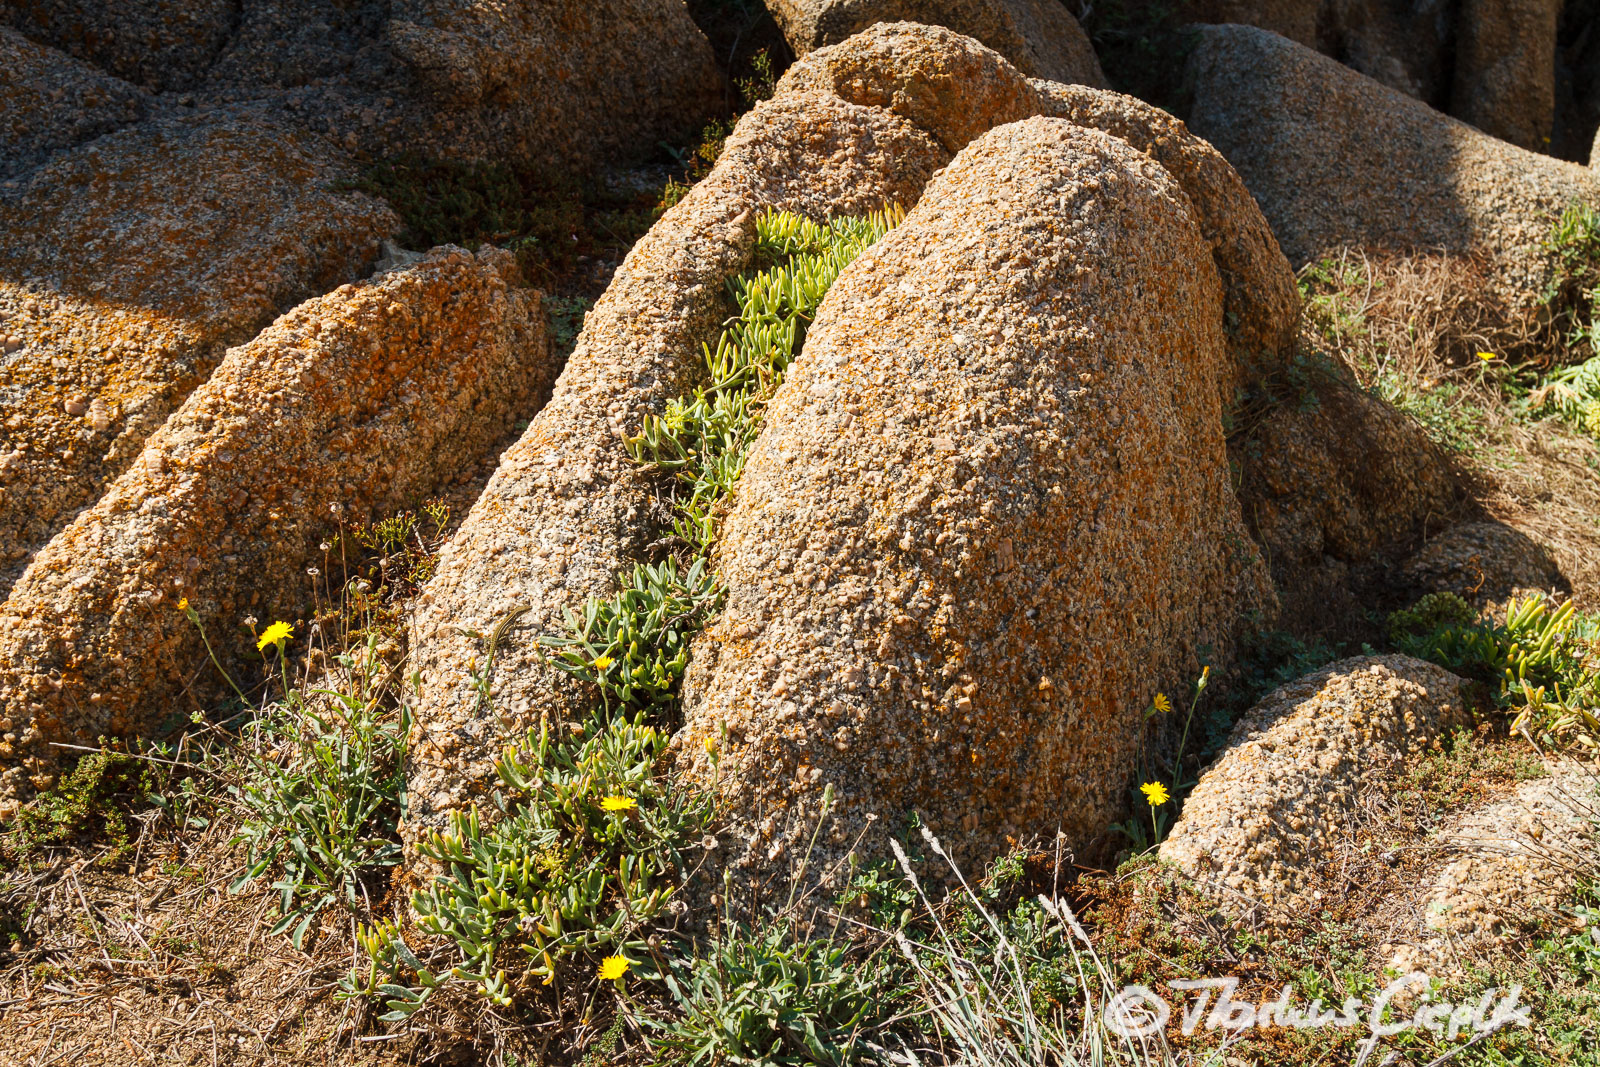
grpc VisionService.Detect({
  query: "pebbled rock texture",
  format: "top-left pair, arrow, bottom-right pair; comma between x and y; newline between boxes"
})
403,22 -> 1305,850
1389,764 -> 1598,973
1400,520 -> 1567,606
403,89 -> 949,843
2,0 -> 237,93
0,248 -> 554,809
1451,0 -> 1560,152
375,0 -> 722,171
774,21 -> 1043,153
0,109 -> 395,599
1186,24 -> 1600,309
1230,374 -> 1463,637
1160,655 -> 1474,922
673,117 -> 1276,879
2,0 -> 722,175
765,0 -> 1106,87
0,26 -> 146,180
1029,79 -> 1299,378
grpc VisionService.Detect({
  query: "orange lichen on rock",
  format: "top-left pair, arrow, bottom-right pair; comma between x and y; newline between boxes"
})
674,117 -> 1276,879
403,87 -> 948,845
775,21 -> 1043,152
1160,655 -> 1473,923
403,21 -> 1309,861
0,109 -> 396,596
0,248 -> 554,808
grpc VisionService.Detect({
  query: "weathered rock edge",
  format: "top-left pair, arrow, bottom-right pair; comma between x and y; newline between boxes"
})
0,248 -> 553,808
674,115 -> 1276,879
1159,655 -> 1474,922
0,109 -> 398,600
1185,23 -> 1600,309
764,0 -> 1107,88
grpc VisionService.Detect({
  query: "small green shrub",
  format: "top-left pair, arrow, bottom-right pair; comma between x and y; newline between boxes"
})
1,746 -> 154,863
1391,592 -> 1600,749
1298,255 -> 1372,351
652,919 -> 886,1066
884,832 -> 1176,1067
1386,590 -> 1478,644
1373,371 -> 1491,452
1546,201 -> 1600,300
541,557 -> 722,716
545,293 -> 593,360
229,635 -> 410,947
1530,202 -> 1600,438
627,207 -> 903,550
1532,354 -> 1600,438
661,47 -> 780,202
1543,904 -> 1600,980
369,712 -> 716,1013
350,156 -> 584,279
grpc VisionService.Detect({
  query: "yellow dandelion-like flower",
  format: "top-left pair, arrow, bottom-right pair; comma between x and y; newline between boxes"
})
598,955 -> 629,981
592,654 -> 615,671
177,597 -> 189,612
601,796 -> 637,811
1477,350 -> 1497,362
1152,693 -> 1172,715
1140,781 -> 1170,807
256,620 -> 293,651
1583,399 -> 1600,438
703,735 -> 716,756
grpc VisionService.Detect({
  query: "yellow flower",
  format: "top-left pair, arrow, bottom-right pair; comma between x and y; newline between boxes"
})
256,620 -> 293,651
1152,693 -> 1172,715
592,654 -> 615,671
598,955 -> 629,981
703,735 -> 716,756
1140,781 -> 1170,807
601,796 -> 637,811
1477,351 -> 1497,361
177,597 -> 189,612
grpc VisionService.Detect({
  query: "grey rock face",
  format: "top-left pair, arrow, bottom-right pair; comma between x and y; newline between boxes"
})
2,0 -> 723,174
1451,0 -> 1561,151
1,0 -> 237,92
765,0 -> 1107,86
0,27 -> 147,180
1185,24 -> 1600,309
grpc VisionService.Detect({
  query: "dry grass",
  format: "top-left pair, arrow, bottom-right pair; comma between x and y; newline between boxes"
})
0,812 -> 413,1066
1301,247 -> 1600,606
